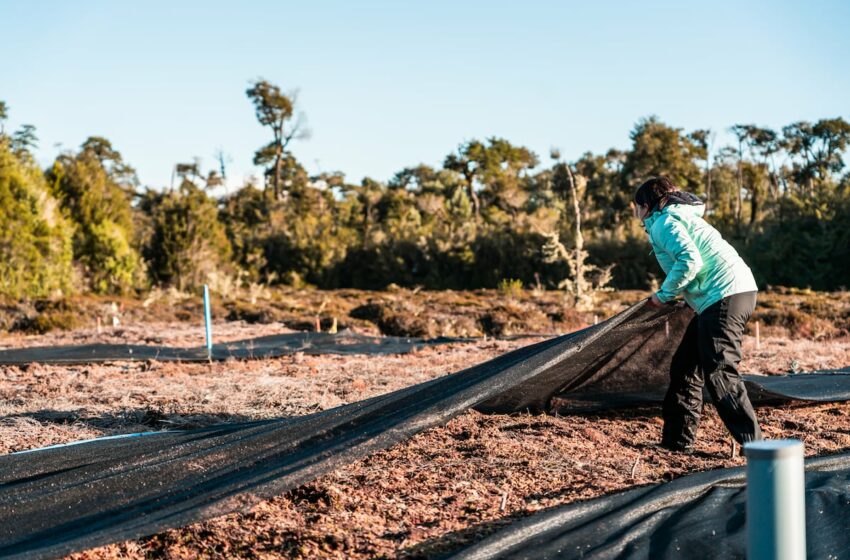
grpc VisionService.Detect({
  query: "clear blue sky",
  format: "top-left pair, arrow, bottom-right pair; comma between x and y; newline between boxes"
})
2,0 -> 848,190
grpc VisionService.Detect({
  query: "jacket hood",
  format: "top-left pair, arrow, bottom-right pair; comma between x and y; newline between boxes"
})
643,192 -> 705,230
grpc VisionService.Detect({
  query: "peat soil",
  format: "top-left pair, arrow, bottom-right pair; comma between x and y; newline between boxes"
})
2,287 -> 847,340
1,318 -> 849,558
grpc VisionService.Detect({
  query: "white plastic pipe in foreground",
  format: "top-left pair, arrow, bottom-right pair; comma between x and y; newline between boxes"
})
744,439 -> 806,560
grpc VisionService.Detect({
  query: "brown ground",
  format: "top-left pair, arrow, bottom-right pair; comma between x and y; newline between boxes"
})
1,291 -> 849,559
3,286 -> 848,340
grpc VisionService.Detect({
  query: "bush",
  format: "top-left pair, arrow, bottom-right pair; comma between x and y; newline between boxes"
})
11,300 -> 80,334
743,194 -> 850,291
0,140 -> 74,298
141,182 -> 232,291
48,142 -> 143,294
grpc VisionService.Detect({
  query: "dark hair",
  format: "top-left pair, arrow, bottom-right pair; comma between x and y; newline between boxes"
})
634,176 -> 678,211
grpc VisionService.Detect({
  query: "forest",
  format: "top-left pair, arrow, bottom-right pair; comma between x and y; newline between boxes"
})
1,81 -> 849,300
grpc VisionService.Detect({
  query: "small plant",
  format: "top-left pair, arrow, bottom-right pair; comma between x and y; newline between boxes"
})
205,270 -> 237,300
244,281 -> 270,305
498,278 -> 524,299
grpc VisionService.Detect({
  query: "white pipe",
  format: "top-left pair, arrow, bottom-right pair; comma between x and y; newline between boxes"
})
203,284 -> 213,359
744,439 -> 806,560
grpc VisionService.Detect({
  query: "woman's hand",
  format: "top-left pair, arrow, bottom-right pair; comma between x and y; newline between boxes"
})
647,293 -> 664,308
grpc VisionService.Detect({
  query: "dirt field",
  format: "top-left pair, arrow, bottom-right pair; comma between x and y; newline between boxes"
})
1,294 -> 849,559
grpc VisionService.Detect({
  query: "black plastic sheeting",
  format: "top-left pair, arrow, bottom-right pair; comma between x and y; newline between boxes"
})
448,452 -> 850,560
1,302 -> 849,559
0,331 -> 475,365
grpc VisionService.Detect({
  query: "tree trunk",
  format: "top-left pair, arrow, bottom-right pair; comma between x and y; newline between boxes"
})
362,201 -> 372,248
464,170 -> 480,220
750,179 -> 759,227
565,164 -> 583,302
273,147 -> 282,200
767,164 -> 779,200
736,148 -> 743,228
272,121 -> 284,200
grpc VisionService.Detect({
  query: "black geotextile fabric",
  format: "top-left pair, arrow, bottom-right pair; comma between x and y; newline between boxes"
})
1,301 -> 850,559
0,331 -> 475,365
448,452 -> 850,560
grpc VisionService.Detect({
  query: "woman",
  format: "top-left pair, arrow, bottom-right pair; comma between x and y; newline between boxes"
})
634,176 -> 762,452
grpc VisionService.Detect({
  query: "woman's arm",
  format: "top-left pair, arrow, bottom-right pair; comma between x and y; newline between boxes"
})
651,217 -> 703,302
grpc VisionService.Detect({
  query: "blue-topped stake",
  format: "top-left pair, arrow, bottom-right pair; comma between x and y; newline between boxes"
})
203,284 -> 213,359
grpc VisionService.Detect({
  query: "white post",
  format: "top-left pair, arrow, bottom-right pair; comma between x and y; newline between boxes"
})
744,439 -> 806,560
203,284 -> 213,359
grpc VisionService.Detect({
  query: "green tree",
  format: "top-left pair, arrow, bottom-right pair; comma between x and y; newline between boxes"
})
728,125 -> 783,227
0,136 -> 74,298
444,138 -> 537,223
11,124 -> 38,157
782,118 -> 850,192
810,118 -> 850,182
689,129 -> 713,210
48,137 -> 143,294
621,116 -> 704,194
0,101 -> 8,135
444,140 -> 486,219
141,182 -> 232,290
219,183 -> 271,281
729,124 -> 750,226
173,158 -> 226,191
574,149 -> 627,229
478,138 -> 538,220
246,79 -> 309,200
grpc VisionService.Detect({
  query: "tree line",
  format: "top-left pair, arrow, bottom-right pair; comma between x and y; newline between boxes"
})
0,83 -> 848,300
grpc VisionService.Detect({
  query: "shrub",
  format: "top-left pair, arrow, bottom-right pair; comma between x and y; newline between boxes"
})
0,140 -> 74,298
48,141 -> 143,294
497,278 -> 524,298
141,182 -> 232,291
11,300 -> 80,334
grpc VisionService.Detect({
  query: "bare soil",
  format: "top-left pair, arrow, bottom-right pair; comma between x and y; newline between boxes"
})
1,292 -> 849,559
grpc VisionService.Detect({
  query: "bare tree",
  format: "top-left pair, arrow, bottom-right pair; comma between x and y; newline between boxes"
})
214,148 -> 231,181
551,148 -> 584,303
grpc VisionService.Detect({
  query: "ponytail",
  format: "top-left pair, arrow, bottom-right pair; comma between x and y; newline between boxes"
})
634,176 -> 678,212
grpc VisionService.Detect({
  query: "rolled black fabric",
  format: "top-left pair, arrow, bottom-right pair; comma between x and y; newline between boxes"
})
0,331 -> 476,365
0,302 -> 847,559
448,452 -> 850,560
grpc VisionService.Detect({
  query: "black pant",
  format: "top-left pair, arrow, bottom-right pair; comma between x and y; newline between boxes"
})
662,291 -> 762,447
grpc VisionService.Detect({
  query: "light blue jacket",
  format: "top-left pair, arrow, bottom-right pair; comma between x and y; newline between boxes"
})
644,202 -> 758,314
